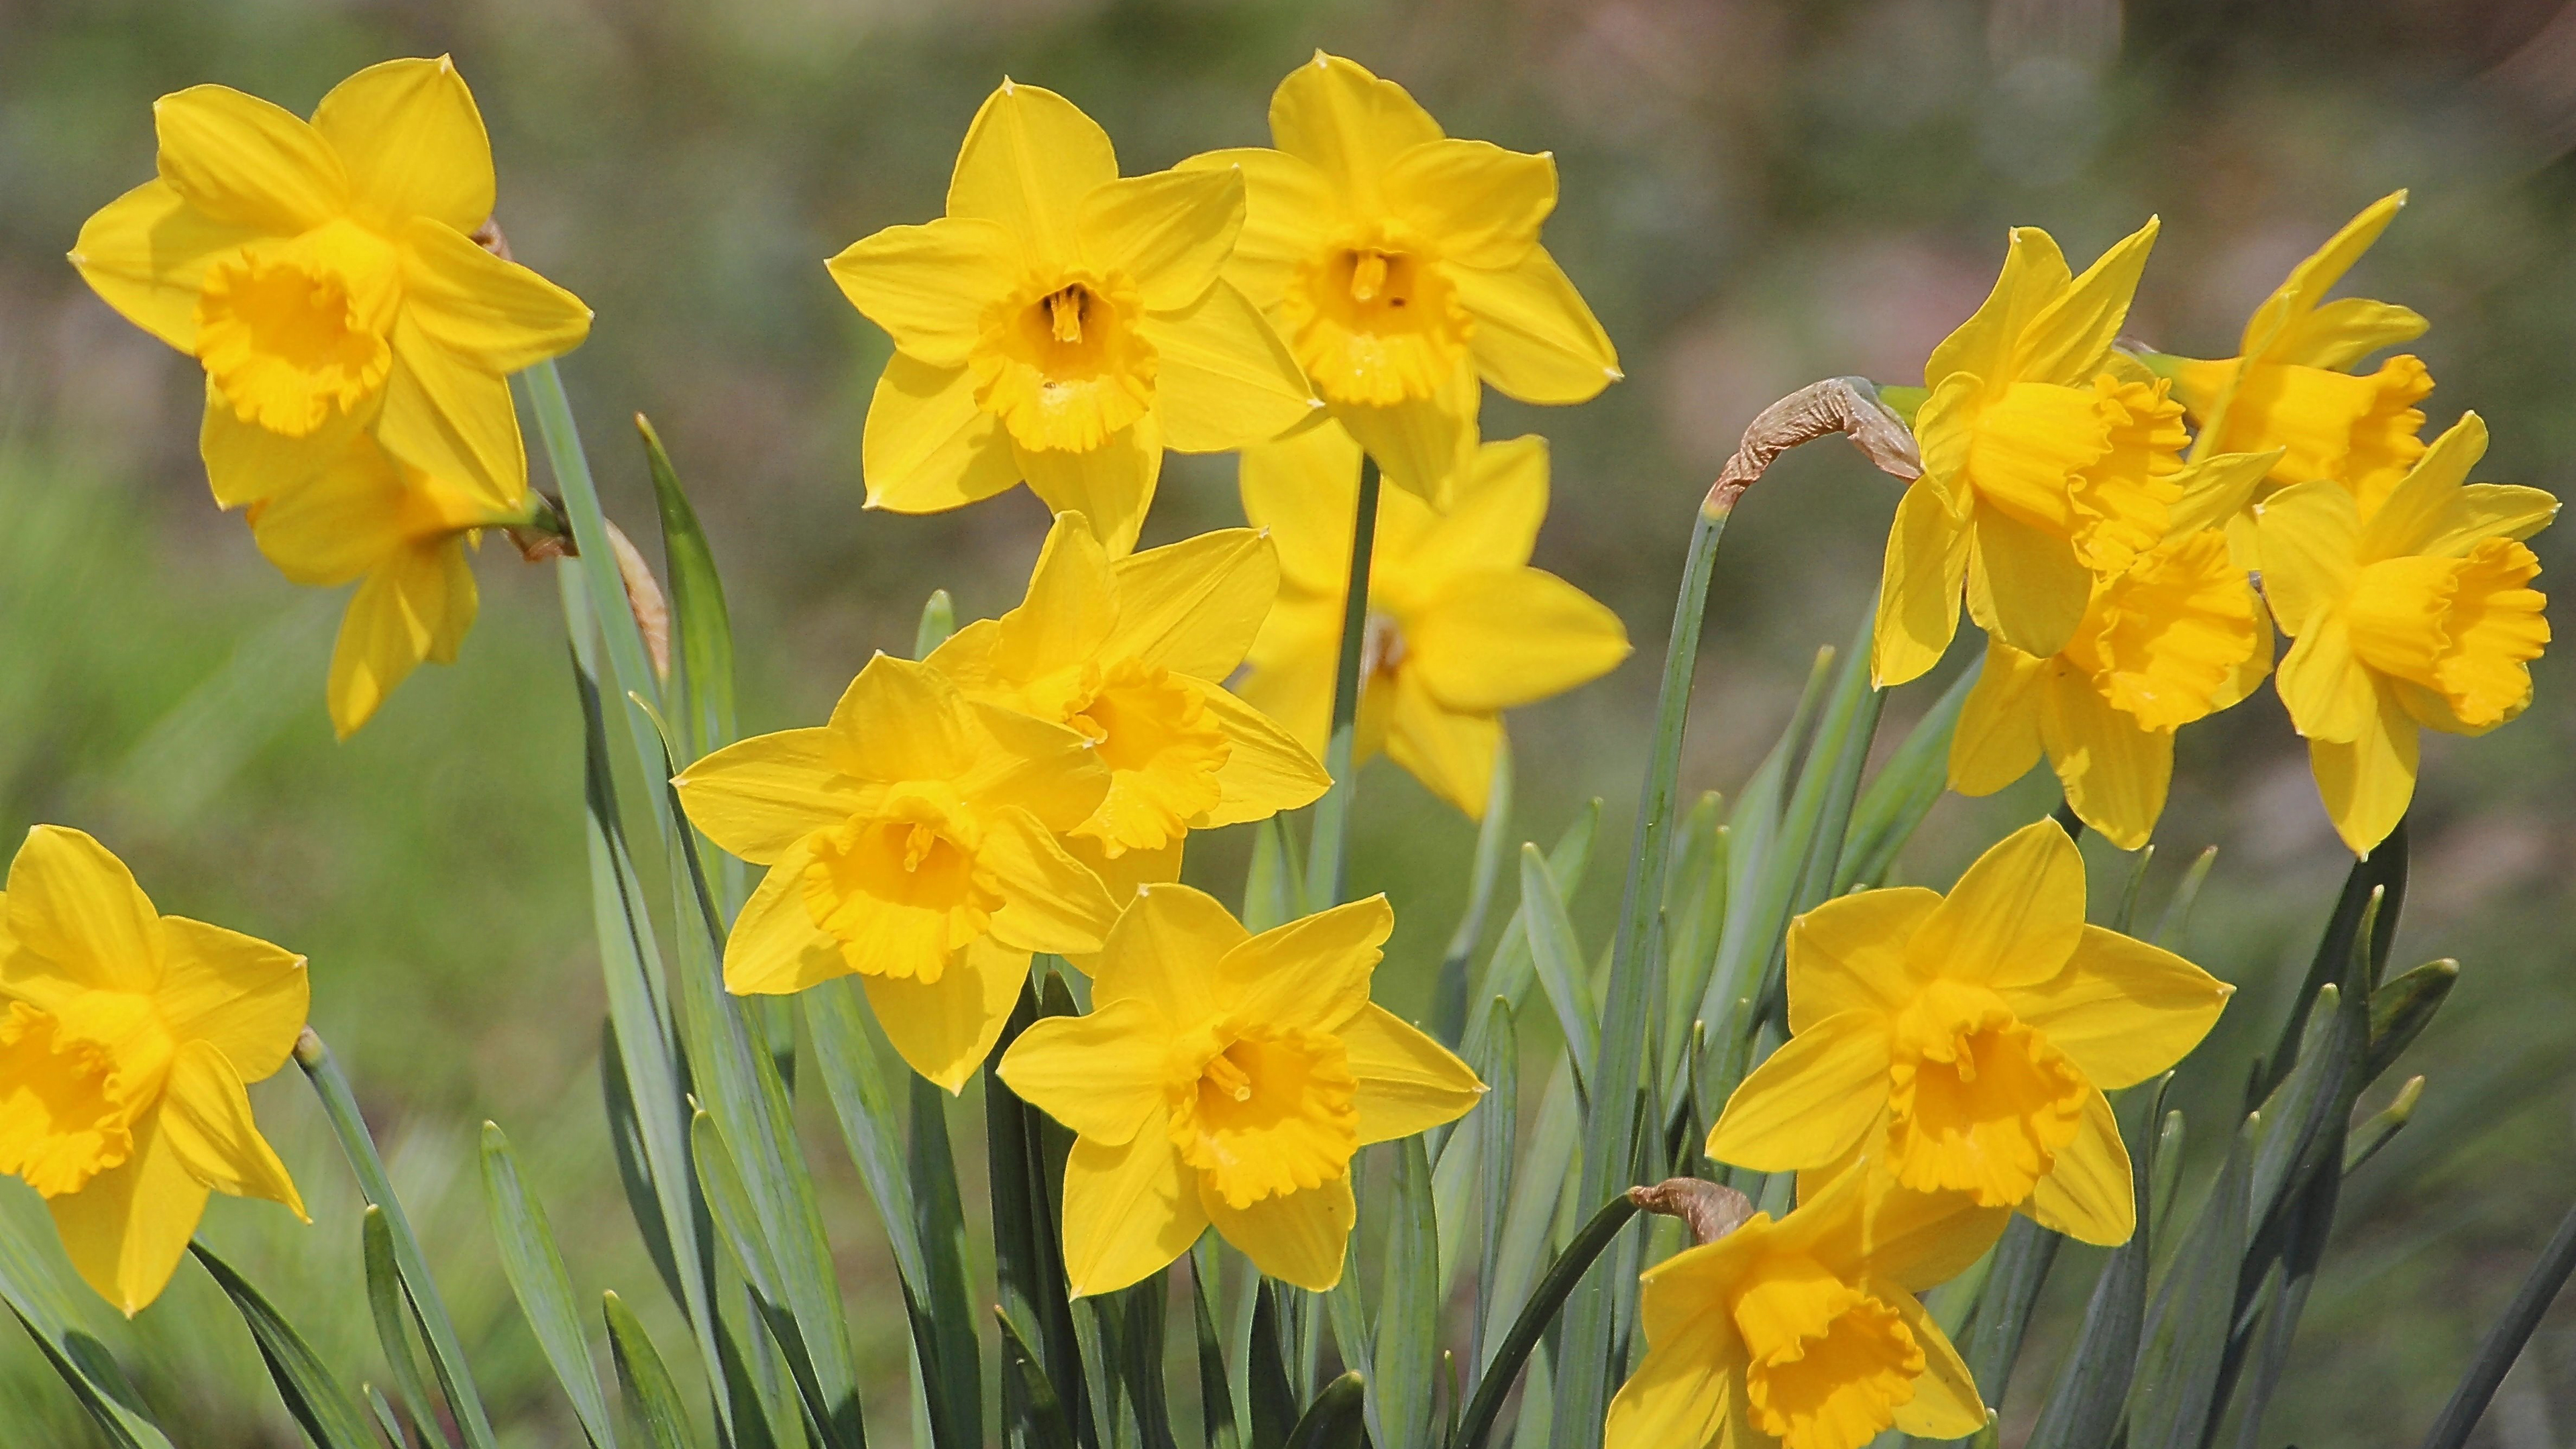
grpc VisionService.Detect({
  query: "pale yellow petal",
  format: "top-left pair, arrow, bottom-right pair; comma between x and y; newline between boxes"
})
978,808 -> 1121,957
991,515 -> 1119,680
152,84 -> 346,234
1175,146 -> 1338,307
1200,1170 -> 1353,1291
2038,676 -> 2172,852
6,825 -> 162,995
377,313 -> 525,514
2420,484 -> 2559,560
722,849 -> 847,996
1334,364 -> 1477,506
1220,894 -> 1391,1034
1063,1105 -> 1208,1296
2309,688 -> 2418,857
1090,882 -> 1247,1024
1018,419 -> 1163,557
310,56 -> 495,235
947,80 -> 1117,267
245,433 -> 416,586
2275,297 -> 2427,372
398,217 -> 592,374
1886,1288 -> 1987,1438
863,352 -> 1022,514
1450,245 -> 1619,405
1077,166 -> 1242,312
202,391 -> 364,510
2160,448 -> 2282,541
2012,924 -> 2230,1090
1267,52 -> 1443,199
996,998 -> 1171,1144
327,539 -> 475,739
1949,641 -> 2047,798
1381,667 -> 1501,818
2022,1086 -> 2134,1246
1406,569 -> 1631,712
824,654 -> 978,782
1914,819 -> 2086,989
1707,1010 -> 1892,1171
1142,282 -> 1316,453
959,703 -> 1114,834
1380,139 -> 1554,270
1784,888 -> 1938,1035
2253,480 -> 2360,634
1188,681 -> 1333,826
861,937 -> 1027,1092
1971,506 -> 2092,660
2010,217 -> 2157,387
1236,601 -> 1342,761
69,179 -> 260,352
826,216 -> 1018,368
673,729 -> 859,866
1238,420 -> 1364,593
1871,475 -> 1972,688
1106,527 -> 1279,678
48,1116 -> 208,1316
154,916 -> 308,1081
1342,1003 -> 1483,1143
159,1040 -> 305,1218
1405,433 -> 1549,581
2242,190 -> 2406,359
1924,226 -> 2072,389
2274,616 -> 2375,745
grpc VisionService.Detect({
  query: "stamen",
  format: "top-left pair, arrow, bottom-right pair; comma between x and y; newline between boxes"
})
902,823 -> 938,871
1203,1049 -> 1254,1103
1350,252 -> 1389,304
1046,286 -> 1087,344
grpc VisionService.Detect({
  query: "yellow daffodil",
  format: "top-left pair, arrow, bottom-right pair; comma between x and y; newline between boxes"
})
2257,412 -> 2555,855
1949,452 -> 2279,849
996,884 -> 1479,1294
245,431 -> 516,738
1235,422 -> 1629,816
0,826 -> 309,1315
1875,221 -> 2186,687
828,80 -> 1316,557
1709,820 -> 2229,1246
1604,1162 -> 1992,1449
926,511 -> 1330,902
70,57 -> 590,513
673,655 -> 1122,1089
1180,52 -> 1619,504
2165,192 -> 2433,521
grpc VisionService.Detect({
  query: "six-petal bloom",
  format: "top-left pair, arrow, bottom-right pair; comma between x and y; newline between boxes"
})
1709,820 -> 2230,1246
1180,52 -> 1620,504
0,826 -> 311,1315
997,884 -> 1481,1295
830,80 -> 1317,555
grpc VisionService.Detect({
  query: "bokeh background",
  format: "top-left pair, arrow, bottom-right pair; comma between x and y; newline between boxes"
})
5,0 -> 2576,1443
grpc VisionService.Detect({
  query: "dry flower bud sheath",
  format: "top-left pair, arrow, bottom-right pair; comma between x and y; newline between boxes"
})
1628,1178 -> 1756,1246
1709,376 -> 1922,511
472,219 -> 515,262
506,507 -> 672,682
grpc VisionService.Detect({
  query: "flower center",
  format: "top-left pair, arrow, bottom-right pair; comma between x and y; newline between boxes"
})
1884,979 -> 2087,1206
2345,539 -> 2548,729
1731,1253 -> 1925,1449
0,994 -> 176,1197
975,272 -> 1157,453
1282,231 -> 1471,408
1167,1019 -> 1358,1209
1966,375 -> 2187,574
799,785 -> 1002,983
194,219 -> 401,437
2061,531 -> 2257,731
1067,659 -> 1232,857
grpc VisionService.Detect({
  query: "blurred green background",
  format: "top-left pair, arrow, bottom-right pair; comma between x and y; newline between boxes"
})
5,0 -> 2576,1443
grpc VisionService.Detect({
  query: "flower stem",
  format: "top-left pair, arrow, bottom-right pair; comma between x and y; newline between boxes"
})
1303,453 -> 1384,910
1448,1194 -> 1640,1449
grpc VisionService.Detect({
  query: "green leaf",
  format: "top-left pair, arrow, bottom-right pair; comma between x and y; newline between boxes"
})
635,413 -> 738,769
1478,1060 -> 1581,1370
1456,1195 -> 1642,1449
1431,745 -> 1517,1048
1833,651 -> 1980,894
189,1240 -> 381,1449
2226,1158 -> 2339,1449
2343,1075 -> 2422,1175
362,1205 -> 449,1448
914,588 -> 957,660
1373,1138 -> 1441,1449
2126,1112 -> 2255,1449
2418,1197 -> 2576,1449
362,1385 -> 412,1448
2365,959 -> 2457,1083
2112,844 -> 2156,933
2150,846 -> 2217,950
1249,1283 -> 1301,1449
1657,793 -> 1730,1081
690,1109 -> 862,1449
1960,1216 -> 2062,1407
604,1291 -> 697,1449
1285,1373 -> 1371,1449
2024,1075 -> 2167,1449
1750,608 -> 1885,1024
0,1297 -> 170,1449
1191,1241 -> 1243,1449
480,1123 -> 620,1448
1518,844 -> 1599,1100
2257,825 -> 2405,1104
996,1306 -> 1082,1449
986,977 -> 1093,1446
1470,999 -> 1519,1387
1243,816 -> 1307,934
1459,802 -> 1601,1074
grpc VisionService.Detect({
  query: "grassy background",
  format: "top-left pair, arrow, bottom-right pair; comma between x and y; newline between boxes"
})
3,0 -> 2575,1442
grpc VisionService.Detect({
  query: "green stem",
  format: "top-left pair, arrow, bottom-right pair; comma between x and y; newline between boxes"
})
2420,1197 -> 2576,1449
1448,1196 -> 1640,1449
1303,455 -> 1384,910
294,1028 -> 500,1449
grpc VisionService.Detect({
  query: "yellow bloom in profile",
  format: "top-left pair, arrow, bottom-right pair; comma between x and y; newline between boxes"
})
70,57 -> 591,513
1710,820 -> 2229,1246
926,511 -> 1330,900
0,826 -> 309,1315
1875,221 -> 2186,687
828,80 -> 1316,556
246,431 -> 514,737
997,884 -> 1479,1295
1949,453 -> 2279,849
674,655 -> 1122,1089
2166,192 -> 2433,521
1181,52 -> 1619,504
2258,413 -> 2555,855
1603,1163 -> 1991,1449
1235,422 -> 1629,816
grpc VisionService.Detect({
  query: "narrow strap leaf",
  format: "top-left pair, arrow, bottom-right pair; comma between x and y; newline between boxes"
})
604,1291 -> 698,1449
189,1240 -> 382,1449
480,1123 -> 620,1448
1285,1372 -> 1371,1449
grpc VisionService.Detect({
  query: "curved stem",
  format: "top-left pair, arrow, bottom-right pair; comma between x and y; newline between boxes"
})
1303,454 -> 1383,909
1448,1195 -> 1640,1449
2420,1197 -> 2576,1449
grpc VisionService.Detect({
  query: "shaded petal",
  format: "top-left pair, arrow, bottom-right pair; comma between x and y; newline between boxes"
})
991,515 -> 1119,680
2039,676 -> 2172,853
863,352 -> 1022,513
2023,1086 -> 2134,1246
1406,569 -> 1631,712
1949,642 -> 2047,797
155,916 -> 307,1081
153,85 -> 345,234
2276,297 -> 2427,373
722,848 -> 847,996
862,937 -> 1027,1092
2274,616 -> 2374,744
947,80 -> 1116,268
6,826 -> 162,994
1238,421 -> 1364,593
2358,411 -> 2484,561
2161,448 -> 2280,540
2241,191 -> 2406,359
2309,689 -> 2418,857
1406,434 -> 1549,582
674,729 -> 859,866
2010,217 -> 2157,386
1925,227 -> 2072,388
1886,1287 -> 1988,1438
1872,476 -> 1972,688
979,808 -> 1120,957
1342,1003 -> 1483,1144
246,432 -> 415,585
1078,166 -> 1242,312
2420,484 -> 2559,560
826,655 -> 977,782
1175,146 -> 1338,307
1143,282 -> 1316,452
1236,601 -> 1342,761
1913,819 -> 2086,989
1018,420 -> 1163,558
70,180 -> 261,352
1267,52 -> 1444,197
400,217 -> 592,374
1200,1171 -> 1353,1291
2012,925 -> 2231,1090
1707,1010 -> 1892,1171
1063,1105 -> 1208,1296
1971,506 -> 2091,660
1784,888 -> 1939,1035
1381,139 -> 1554,270
1090,882 -> 1248,1022
1335,363 -> 1478,506
1807,1167 -> 2008,1291
159,1040 -> 304,1217
48,1116 -> 208,1316
1383,665 -> 1500,818
1220,894 -> 1391,1034
1108,527 -> 1279,678
203,390 -> 365,510
1451,246 -> 1619,405
326,539 -> 475,739
378,314 -> 525,513
961,702 -> 1114,833
1188,682 -> 1332,826
1602,1307 -> 1742,1449
826,216 -> 1017,368
997,998 -> 1171,1144
2253,480 -> 2361,633
311,56 -> 494,235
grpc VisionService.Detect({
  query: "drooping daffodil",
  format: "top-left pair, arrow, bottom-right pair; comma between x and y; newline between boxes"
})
0,826 -> 310,1315
828,80 -> 1317,555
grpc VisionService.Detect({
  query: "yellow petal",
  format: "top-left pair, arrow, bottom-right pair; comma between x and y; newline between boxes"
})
1107,527 -> 1279,678
1142,281 -> 1316,453
1603,1307 -> 1743,1449
1406,570 -> 1631,712
825,655 -> 978,782
152,84 -> 346,234
1199,1170 -> 1354,1291
2038,676 -> 2171,853
1077,166 -> 1242,312
2022,1086 -> 2133,1246
2357,411 -> 2484,561
1220,894 -> 1392,1034
674,728 -> 859,866
863,351 -> 1021,514
1267,52 -> 1444,199
861,937 -> 1028,1092
1382,665 -> 1501,818
309,56 -> 495,235
1175,146 -> 1338,307
1450,245 -> 1619,405
2161,448 -> 2282,541
1062,1105 -> 1208,1297
69,179 -> 262,352
399,217 -> 592,374
1970,506 -> 2091,660
1342,1003 -> 1483,1143
996,998 -> 1171,1144
1406,434 -> 1549,580
2274,616 -> 2375,744
2012,924 -> 2230,1090
327,538 -> 476,739
1949,641 -> 2047,798
47,1115 -> 209,1316
1925,227 -> 2072,390
1239,420 -> 1365,593
947,80 -> 1117,267
1913,819 -> 2086,989
1801,1167 -> 2008,1291
957,710 -> 1109,841
1871,476 -> 1971,688
2010,217 -> 2157,387
1707,1010 -> 1892,1171
247,432 -> 448,585
2420,484 -> 2560,560
1091,882 -> 1248,1022
2308,690 -> 2418,857
978,808 -> 1121,957
378,313 -> 525,514
990,514 -> 1119,680
826,216 -> 1018,368
2253,480 -> 2360,634
722,849 -> 847,996
1885,1287 -> 1987,1438
1236,602 -> 1342,762
1018,421 -> 1163,558
1784,888 -> 1939,1035
1335,364 -> 1478,506
2241,190 -> 2406,359
159,1040 -> 305,1218
155,916 -> 308,1081
1189,682 -> 1333,826
201,390 -> 364,510
2275,296 -> 2428,372
2215,596 -> 2276,713
6,825 -> 162,995
1381,139 -> 1555,270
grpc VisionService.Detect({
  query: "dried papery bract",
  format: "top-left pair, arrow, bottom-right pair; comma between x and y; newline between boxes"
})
1708,376 -> 1924,513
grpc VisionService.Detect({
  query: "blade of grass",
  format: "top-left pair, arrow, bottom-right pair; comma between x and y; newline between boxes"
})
1374,1138 -> 1441,1449
364,1205 -> 451,1448
190,1240 -> 382,1449
1287,1373 -> 1370,1449
1519,845 -> 1599,1101
604,1291 -> 697,1449
481,1123 -> 620,1448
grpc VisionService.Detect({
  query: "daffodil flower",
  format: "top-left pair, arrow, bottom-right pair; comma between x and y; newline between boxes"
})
1234,421 -> 1629,816
1181,52 -> 1619,504
2258,413 -> 2555,855
1709,820 -> 2230,1246
828,80 -> 1316,556
996,884 -> 1480,1295
2165,192 -> 2433,523
925,511 -> 1330,902
0,826 -> 309,1315
1604,1161 -> 1992,1449
1949,451 -> 2281,849
674,655 -> 1122,1089
70,57 -> 592,513
1876,221 -> 2186,687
